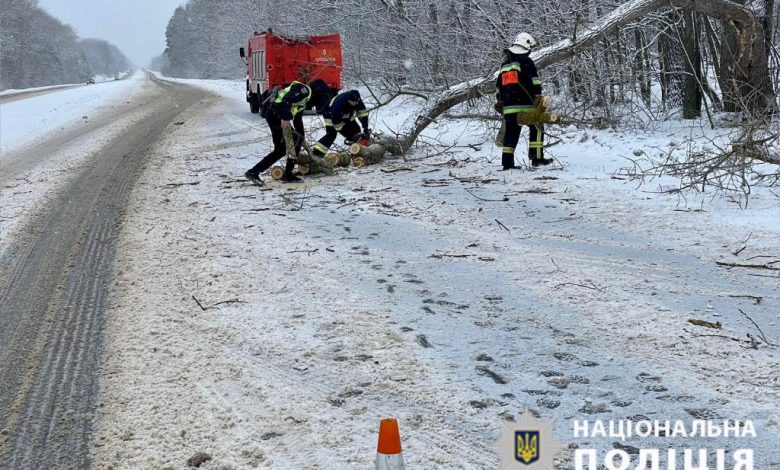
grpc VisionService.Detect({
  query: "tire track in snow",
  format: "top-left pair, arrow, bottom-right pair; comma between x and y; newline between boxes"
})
0,74 -> 211,468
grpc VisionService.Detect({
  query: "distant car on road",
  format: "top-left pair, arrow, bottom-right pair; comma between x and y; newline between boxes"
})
86,78 -> 95,84
113,75 -> 120,80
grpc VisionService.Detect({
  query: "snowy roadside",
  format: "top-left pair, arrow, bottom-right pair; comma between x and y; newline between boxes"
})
0,73 -> 164,254
0,71 -> 126,97
0,71 -> 143,153
0,83 -> 77,97
94,77 -> 780,469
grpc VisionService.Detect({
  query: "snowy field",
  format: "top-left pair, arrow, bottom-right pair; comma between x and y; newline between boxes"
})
2,74 -> 778,468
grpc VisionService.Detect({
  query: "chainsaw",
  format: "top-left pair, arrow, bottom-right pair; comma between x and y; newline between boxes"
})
346,129 -> 382,147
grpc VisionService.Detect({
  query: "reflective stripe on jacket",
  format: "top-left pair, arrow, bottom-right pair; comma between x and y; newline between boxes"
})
274,81 -> 312,119
495,52 -> 542,115
324,90 -> 369,129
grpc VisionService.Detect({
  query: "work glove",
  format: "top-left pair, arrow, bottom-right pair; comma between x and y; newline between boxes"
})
362,128 -> 371,140
494,102 -> 503,114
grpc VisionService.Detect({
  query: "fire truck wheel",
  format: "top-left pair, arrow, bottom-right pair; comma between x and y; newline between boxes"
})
248,93 -> 260,114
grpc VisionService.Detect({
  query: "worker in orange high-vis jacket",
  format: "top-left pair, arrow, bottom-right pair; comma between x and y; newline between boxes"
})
495,32 -> 552,169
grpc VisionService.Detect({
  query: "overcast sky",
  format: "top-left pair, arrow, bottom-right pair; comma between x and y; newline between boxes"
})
37,0 -> 186,67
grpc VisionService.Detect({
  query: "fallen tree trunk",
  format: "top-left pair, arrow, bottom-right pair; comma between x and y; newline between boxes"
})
297,152 -> 334,176
271,157 -> 334,178
378,0 -> 773,156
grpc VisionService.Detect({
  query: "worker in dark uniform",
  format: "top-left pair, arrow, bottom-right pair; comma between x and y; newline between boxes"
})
496,32 -> 552,169
311,89 -> 370,157
245,78 -> 329,184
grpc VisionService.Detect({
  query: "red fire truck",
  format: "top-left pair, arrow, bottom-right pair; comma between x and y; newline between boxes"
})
240,29 -> 343,114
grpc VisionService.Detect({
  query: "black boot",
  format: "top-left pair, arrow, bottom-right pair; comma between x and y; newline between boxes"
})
282,173 -> 303,182
531,157 -> 554,167
282,158 -> 303,182
244,170 -> 263,185
501,153 -> 517,170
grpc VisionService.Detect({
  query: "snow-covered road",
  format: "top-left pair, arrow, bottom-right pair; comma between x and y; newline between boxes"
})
89,79 -> 779,468
0,72 -> 161,251
0,72 -> 212,468
1,73 -> 777,468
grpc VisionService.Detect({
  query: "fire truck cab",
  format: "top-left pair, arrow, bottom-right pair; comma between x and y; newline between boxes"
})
240,29 -> 343,114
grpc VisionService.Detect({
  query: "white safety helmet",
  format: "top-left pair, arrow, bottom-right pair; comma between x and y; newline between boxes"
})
508,32 -> 537,54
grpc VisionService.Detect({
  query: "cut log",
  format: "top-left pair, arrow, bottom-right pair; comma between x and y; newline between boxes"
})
349,143 -> 386,157
518,111 -> 559,126
349,143 -> 387,167
297,152 -> 334,175
495,126 -> 505,149
325,152 -> 351,168
270,166 -> 285,180
348,143 -> 363,155
522,95 -> 555,124
282,126 -> 297,159
495,96 -> 559,147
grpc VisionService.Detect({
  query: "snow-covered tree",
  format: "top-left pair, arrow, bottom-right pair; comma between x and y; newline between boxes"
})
158,0 -> 777,122
0,0 -> 130,90
79,38 -> 131,77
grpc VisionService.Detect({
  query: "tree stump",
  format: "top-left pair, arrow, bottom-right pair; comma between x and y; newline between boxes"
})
349,143 -> 387,167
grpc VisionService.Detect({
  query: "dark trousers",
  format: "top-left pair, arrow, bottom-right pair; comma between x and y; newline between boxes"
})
248,112 -> 304,175
312,120 -> 361,157
502,115 -> 544,167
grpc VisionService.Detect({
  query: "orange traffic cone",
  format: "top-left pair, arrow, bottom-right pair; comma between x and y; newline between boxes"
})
376,418 -> 405,470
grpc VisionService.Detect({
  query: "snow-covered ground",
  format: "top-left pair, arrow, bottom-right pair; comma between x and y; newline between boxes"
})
0,71 -> 141,153
0,71 -> 130,97
90,77 -> 779,468
0,72 -> 156,250
0,83 -> 77,97
2,74 -> 778,468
